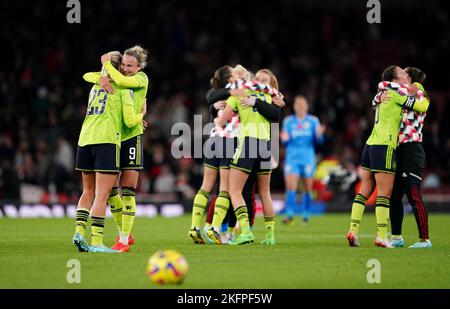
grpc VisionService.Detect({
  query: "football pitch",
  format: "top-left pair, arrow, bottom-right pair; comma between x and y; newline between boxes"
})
1,213 -> 449,289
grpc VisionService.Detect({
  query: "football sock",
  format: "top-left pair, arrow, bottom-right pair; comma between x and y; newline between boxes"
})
121,187 -> 136,245
302,192 -> 312,221
285,190 -> 296,218
211,191 -> 230,230
75,208 -> 90,236
264,216 -> 275,239
108,187 -> 123,233
376,196 -> 390,239
349,193 -> 367,234
91,216 -> 105,246
234,206 -> 250,234
191,189 -> 210,229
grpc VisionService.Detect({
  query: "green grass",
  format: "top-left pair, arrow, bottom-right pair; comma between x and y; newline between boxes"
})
0,214 -> 449,289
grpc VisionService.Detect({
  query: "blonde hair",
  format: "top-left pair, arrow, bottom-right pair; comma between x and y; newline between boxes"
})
102,51 -> 122,77
124,45 -> 148,69
233,64 -> 253,81
109,51 -> 122,69
245,71 -> 255,81
256,68 -> 279,90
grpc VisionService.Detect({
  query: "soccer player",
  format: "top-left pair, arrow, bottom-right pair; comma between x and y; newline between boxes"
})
188,65 -> 240,244
204,66 -> 283,244
281,95 -> 325,224
216,69 -> 280,245
84,46 -> 149,252
374,67 -> 431,248
72,51 -> 146,253
346,65 -> 429,248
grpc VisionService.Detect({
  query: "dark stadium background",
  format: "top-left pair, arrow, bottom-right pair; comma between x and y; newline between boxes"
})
0,0 -> 449,215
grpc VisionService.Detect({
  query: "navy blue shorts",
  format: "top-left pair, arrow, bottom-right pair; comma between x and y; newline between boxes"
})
230,137 -> 272,175
120,135 -> 144,170
203,136 -> 238,170
361,144 -> 396,175
75,143 -> 119,173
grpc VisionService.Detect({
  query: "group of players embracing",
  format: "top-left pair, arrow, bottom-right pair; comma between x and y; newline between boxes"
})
189,65 -> 285,245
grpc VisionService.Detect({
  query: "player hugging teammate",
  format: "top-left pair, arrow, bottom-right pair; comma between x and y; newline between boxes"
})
189,65 -> 284,245
374,67 -> 432,248
73,46 -> 149,253
346,65 -> 430,248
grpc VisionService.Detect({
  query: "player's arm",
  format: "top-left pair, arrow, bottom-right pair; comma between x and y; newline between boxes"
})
215,105 -> 233,127
209,104 -> 218,119
371,91 -> 384,109
83,71 -> 115,94
104,61 -> 147,88
215,97 -> 236,127
254,99 -> 281,122
396,84 -> 429,113
313,118 -> 325,145
83,72 -> 101,84
206,88 -> 245,105
239,93 -> 281,122
206,88 -> 229,105
121,89 -> 145,128
281,117 -> 290,144
402,95 -> 429,113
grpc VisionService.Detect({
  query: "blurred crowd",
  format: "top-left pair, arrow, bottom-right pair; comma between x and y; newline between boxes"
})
1,0 -> 449,202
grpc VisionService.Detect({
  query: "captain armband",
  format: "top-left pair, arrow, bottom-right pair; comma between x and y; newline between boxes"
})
402,96 -> 416,109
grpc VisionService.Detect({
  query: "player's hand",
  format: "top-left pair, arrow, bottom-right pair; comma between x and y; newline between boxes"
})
373,91 -> 383,105
281,131 -> 290,142
316,124 -> 326,136
101,53 -> 112,65
272,94 -> 285,108
240,96 -> 256,108
100,76 -> 114,94
213,100 -> 226,110
408,84 -> 419,95
380,91 -> 391,103
141,99 -> 147,116
230,89 -> 246,97
142,119 -> 148,129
